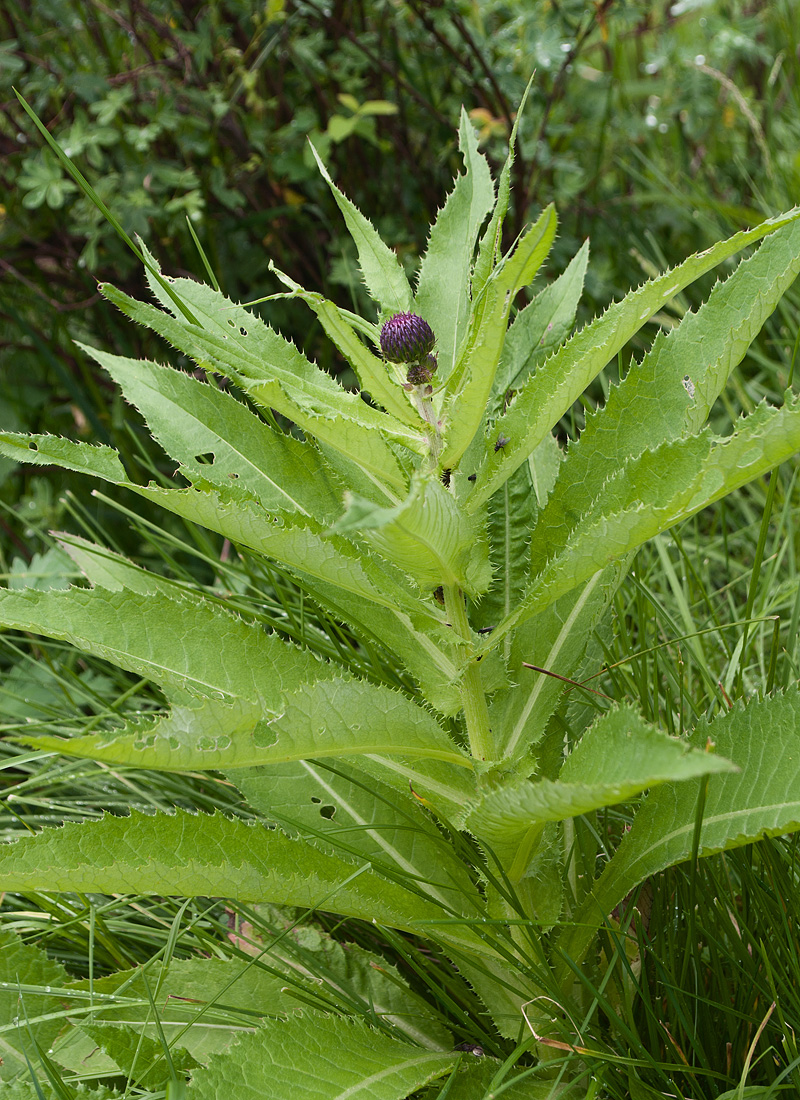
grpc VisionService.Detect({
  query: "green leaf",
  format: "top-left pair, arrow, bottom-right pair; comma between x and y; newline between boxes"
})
0,586 -> 329,706
102,281 -> 419,489
79,1022 -> 199,1089
441,205 -> 557,469
235,757 -> 480,914
468,705 -> 734,878
415,107 -> 495,379
471,461 -> 539,637
0,929 -> 71,1081
491,240 -> 589,412
559,686 -> 800,978
185,1012 -> 458,1100
297,579 -> 464,717
483,396 -> 800,653
332,476 -> 491,596
472,76 -> 535,301
309,143 -> 415,315
467,204 -> 800,510
17,679 -> 473,777
82,345 -> 344,520
531,217 -> 800,573
441,1060 -> 585,1099
0,811 -> 478,950
0,432 -> 126,482
0,434 -> 446,629
488,563 -> 625,762
76,938 -> 450,1054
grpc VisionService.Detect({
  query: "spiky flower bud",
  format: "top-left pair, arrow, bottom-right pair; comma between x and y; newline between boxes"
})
380,312 -> 436,364
406,354 -> 438,385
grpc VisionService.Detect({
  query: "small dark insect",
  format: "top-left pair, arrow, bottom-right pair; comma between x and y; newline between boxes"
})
494,434 -> 509,452
467,473 -> 477,482
453,1042 -> 484,1056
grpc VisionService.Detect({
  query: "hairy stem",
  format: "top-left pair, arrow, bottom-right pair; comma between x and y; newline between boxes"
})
443,583 -> 494,761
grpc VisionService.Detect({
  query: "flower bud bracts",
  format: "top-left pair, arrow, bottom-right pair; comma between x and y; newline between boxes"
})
380,312 -> 436,364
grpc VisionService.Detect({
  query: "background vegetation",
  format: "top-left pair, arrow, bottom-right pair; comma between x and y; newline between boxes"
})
2,1 -> 800,1096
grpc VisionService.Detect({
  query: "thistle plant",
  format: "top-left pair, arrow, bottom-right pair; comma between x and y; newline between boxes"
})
3,102 -> 800,1097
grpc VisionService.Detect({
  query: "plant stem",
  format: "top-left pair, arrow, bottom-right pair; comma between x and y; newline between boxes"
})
443,583 -> 494,761
411,385 -> 443,470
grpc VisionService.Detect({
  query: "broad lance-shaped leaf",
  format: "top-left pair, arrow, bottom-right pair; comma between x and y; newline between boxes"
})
59,947 -> 452,1058
309,142 -> 415,315
471,436 -> 562,637
490,240 -> 589,417
101,282 -> 419,491
441,205 -> 557,469
83,345 -> 344,520
332,475 -> 491,598
468,705 -> 734,879
0,585 -> 332,706
237,758 -> 481,915
140,251 -> 420,457
184,1012 -> 458,1100
415,107 -> 495,380
531,216 -> 800,572
15,678 -> 474,775
482,395 -> 800,654
558,685 -> 800,982
0,431 -> 448,623
264,266 -> 419,427
471,76 -> 535,301
466,204 -> 800,512
488,563 -> 625,763
0,811 -> 489,956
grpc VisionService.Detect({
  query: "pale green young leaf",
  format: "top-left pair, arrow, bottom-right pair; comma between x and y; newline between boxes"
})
82,345 -> 344,519
559,686 -> 800,979
491,239 -> 589,413
0,811 -> 475,948
309,142 -> 415,315
441,205 -> 557,469
185,1012 -> 458,1100
0,586 -> 329,706
467,204 -> 800,511
532,217 -> 800,571
415,107 -> 495,379
482,396 -> 800,653
332,475 -> 491,596
236,758 -> 481,914
263,269 -> 419,426
468,705 -> 733,878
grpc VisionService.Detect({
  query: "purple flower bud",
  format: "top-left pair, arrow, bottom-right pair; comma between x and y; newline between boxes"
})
380,312 -> 436,363
406,353 -> 438,386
